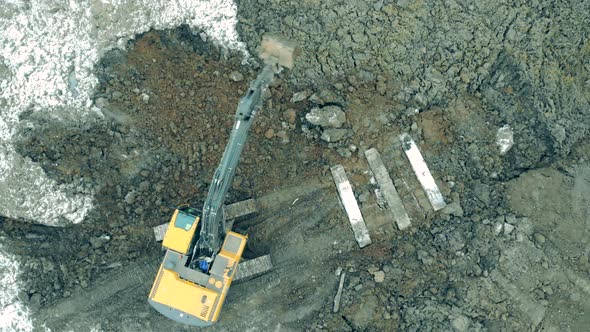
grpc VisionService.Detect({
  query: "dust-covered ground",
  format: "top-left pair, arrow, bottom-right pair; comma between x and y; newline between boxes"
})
1,0 -> 589,331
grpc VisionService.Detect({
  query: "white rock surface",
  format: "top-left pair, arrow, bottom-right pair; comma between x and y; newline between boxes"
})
0,0 -> 247,226
0,241 -> 34,332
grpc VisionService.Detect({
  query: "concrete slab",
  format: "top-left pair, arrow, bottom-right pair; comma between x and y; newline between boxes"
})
365,148 -> 411,230
330,165 -> 372,248
399,133 -> 446,211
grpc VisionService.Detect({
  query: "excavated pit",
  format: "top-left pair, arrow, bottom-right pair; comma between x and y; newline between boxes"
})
0,1 -> 589,331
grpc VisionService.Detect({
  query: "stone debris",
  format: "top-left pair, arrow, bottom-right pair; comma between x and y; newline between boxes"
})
336,147 -> 352,158
364,148 -> 411,230
321,128 -> 349,143
291,91 -> 309,102
330,165 -> 371,248
229,71 -> 244,82
494,222 -> 504,236
373,271 -> 385,283
89,235 -> 110,249
399,133 -> 446,211
450,315 -> 471,332
305,106 -> 346,128
264,128 -> 275,139
503,223 -> 515,235
124,191 -> 137,205
496,125 -> 514,154
440,201 -> 464,218
533,233 -> 546,245
282,109 -> 297,124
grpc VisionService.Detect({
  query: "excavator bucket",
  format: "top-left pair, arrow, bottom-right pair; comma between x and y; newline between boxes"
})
259,34 -> 300,69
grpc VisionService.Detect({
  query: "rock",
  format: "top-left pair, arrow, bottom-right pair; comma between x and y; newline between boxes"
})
505,215 -> 517,224
169,121 -> 178,134
139,181 -> 150,191
282,109 -> 297,124
494,222 -> 504,235
321,128 -> 349,143
29,293 -> 42,310
229,71 -> 244,82
413,93 -> 427,107
448,230 -> 466,251
336,147 -> 352,158
358,190 -> 370,203
533,233 -> 546,244
291,91 -> 308,102
417,250 -> 434,265
367,265 -> 379,274
124,191 -> 137,205
305,106 -> 346,128
141,93 -> 150,104
373,270 -> 385,283
112,91 -> 123,100
473,182 -> 491,205
276,130 -> 289,143
17,290 -> 28,303
90,234 -> 110,249
308,93 -> 324,104
40,257 -> 55,273
95,97 -> 108,108
440,201 -> 464,217
264,128 -> 275,139
503,223 -> 515,235
451,315 -> 471,332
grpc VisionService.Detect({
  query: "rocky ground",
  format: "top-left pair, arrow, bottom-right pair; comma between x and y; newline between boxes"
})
0,0 -> 589,331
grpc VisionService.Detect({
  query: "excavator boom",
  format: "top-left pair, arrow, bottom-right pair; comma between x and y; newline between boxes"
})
196,63 -> 276,259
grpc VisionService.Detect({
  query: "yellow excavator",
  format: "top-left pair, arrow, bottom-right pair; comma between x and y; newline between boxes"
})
148,35 -> 298,326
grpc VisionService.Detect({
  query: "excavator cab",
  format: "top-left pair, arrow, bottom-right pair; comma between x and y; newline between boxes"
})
148,207 -> 247,326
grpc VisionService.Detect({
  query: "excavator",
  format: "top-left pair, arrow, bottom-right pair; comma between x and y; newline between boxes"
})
147,35 -> 298,326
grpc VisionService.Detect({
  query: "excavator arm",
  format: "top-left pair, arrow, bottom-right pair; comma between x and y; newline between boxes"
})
194,63 -> 277,263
